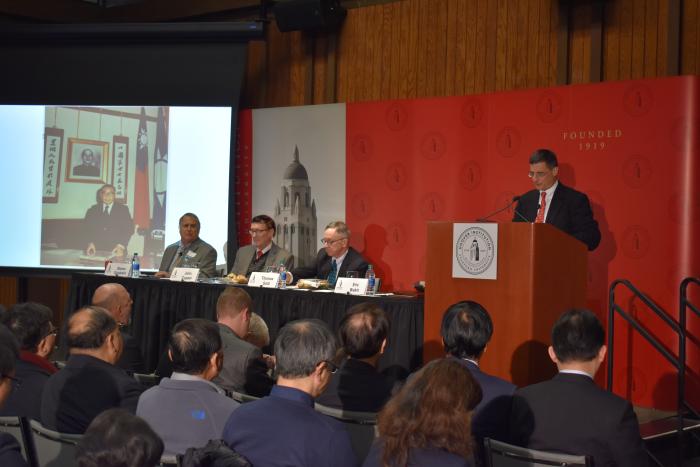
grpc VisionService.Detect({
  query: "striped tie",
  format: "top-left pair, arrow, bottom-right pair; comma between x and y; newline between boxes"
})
535,191 -> 547,223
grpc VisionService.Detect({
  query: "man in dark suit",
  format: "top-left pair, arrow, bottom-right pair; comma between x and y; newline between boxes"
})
441,300 -> 515,443
229,214 -> 294,277
317,302 -> 394,412
0,324 -> 28,467
0,302 -> 58,421
513,148 -> 601,251
509,309 -> 648,466
84,183 -> 134,256
156,212 -> 217,278
40,306 -> 143,434
73,148 -> 100,177
213,287 -> 273,397
292,220 -> 368,285
92,283 -> 144,373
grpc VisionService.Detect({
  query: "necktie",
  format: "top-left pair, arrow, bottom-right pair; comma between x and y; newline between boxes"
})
535,191 -> 547,223
327,259 -> 338,286
103,205 -> 109,215
255,250 -> 263,261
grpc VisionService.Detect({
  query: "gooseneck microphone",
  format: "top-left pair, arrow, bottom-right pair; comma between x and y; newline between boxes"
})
476,196 -> 522,222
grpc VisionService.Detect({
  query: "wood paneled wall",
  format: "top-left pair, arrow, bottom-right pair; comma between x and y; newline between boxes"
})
242,0 -> 700,109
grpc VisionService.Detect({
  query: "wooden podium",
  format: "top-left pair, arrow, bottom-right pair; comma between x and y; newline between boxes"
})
424,222 -> 588,386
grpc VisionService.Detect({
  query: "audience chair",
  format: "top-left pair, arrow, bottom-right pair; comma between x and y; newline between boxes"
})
314,404 -> 377,463
0,416 -> 35,465
228,390 -> 261,404
132,372 -> 161,388
159,453 -> 180,466
29,419 -> 83,467
483,438 -> 592,467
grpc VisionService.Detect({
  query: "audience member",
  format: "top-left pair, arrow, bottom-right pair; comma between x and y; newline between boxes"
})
441,300 -> 515,442
41,306 -> 143,434
0,324 -> 28,467
509,309 -> 647,466
363,358 -> 482,467
0,302 -> 57,420
92,283 -> 144,373
223,319 -> 357,467
137,318 -> 239,456
317,303 -> 394,412
229,214 -> 294,277
156,213 -> 217,278
292,221 -> 368,286
76,408 -> 163,467
213,288 -> 273,397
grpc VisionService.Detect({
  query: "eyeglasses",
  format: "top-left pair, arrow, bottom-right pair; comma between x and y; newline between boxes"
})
249,229 -> 270,236
320,360 -> 338,374
528,171 -> 551,179
1,374 -> 21,389
321,238 -> 346,246
44,327 -> 58,338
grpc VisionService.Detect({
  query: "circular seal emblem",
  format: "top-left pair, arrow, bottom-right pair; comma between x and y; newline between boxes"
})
455,227 -> 495,275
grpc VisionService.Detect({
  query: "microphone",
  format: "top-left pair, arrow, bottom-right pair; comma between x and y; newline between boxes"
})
476,196 -> 521,222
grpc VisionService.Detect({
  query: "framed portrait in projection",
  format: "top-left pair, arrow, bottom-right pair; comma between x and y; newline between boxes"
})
66,138 -> 109,183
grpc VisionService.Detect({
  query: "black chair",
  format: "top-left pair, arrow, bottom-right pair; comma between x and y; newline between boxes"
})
228,390 -> 261,404
132,372 -> 161,388
29,419 -> 83,467
483,438 -> 592,467
314,403 -> 377,463
0,416 -> 35,466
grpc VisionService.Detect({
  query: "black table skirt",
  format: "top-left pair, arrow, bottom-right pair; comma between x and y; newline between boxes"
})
67,274 -> 424,375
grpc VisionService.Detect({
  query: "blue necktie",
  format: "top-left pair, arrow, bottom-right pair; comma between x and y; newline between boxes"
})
327,259 -> 338,286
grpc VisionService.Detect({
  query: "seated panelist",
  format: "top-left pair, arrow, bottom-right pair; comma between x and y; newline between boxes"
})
155,213 -> 217,279
229,215 -> 293,277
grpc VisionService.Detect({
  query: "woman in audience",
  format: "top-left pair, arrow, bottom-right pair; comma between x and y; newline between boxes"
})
363,358 -> 482,467
76,408 -> 164,467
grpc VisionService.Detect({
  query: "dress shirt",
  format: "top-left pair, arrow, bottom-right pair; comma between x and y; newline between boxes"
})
539,180 -> 558,221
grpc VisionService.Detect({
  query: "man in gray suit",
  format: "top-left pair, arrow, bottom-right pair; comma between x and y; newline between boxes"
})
136,318 -> 239,456
156,212 -> 217,278
229,214 -> 293,277
214,287 -> 274,397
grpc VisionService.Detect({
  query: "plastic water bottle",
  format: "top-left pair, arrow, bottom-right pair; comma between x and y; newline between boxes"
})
131,253 -> 140,278
365,265 -> 375,295
278,263 -> 287,289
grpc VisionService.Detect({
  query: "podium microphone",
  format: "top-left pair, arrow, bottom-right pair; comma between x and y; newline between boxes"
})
476,196 -> 521,222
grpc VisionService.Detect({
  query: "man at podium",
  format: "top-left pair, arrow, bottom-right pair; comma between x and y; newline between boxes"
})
513,149 -> 601,251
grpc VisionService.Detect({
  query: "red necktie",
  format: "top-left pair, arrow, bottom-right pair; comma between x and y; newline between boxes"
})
255,250 -> 263,261
535,191 -> 547,223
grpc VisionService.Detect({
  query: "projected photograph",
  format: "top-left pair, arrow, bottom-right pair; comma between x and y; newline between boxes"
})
40,106 -> 169,269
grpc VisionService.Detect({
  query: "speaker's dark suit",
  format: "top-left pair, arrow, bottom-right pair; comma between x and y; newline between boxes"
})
292,247 -> 369,281
513,182 -> 601,251
83,202 -> 133,252
509,372 -> 648,467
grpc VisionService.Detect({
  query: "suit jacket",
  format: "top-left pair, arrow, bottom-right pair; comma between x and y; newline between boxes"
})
292,247 -> 369,282
116,332 -> 145,374
223,385 -> 357,467
455,358 -> 515,443
229,242 -> 294,276
316,358 -> 394,412
213,324 -> 273,397
40,354 -> 144,434
363,440 -> 473,467
159,238 -> 218,278
0,352 -> 57,421
137,376 -> 240,455
513,182 -> 601,251
509,372 -> 648,467
83,202 -> 133,252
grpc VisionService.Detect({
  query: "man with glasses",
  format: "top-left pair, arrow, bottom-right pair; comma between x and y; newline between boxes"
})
292,220 -> 369,286
156,212 -> 218,278
84,183 -> 134,257
0,302 -> 58,421
513,149 -> 601,251
223,319 -> 357,467
229,214 -> 293,277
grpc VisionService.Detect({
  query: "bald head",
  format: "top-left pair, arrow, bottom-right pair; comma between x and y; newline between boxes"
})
92,283 -> 132,325
339,303 -> 389,359
67,306 -> 122,364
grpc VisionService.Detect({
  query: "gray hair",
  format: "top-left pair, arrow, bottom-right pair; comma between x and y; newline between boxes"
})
325,221 -> 350,238
274,319 -> 337,378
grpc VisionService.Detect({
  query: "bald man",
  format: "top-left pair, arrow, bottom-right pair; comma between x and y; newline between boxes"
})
41,306 -> 143,434
92,283 -> 144,373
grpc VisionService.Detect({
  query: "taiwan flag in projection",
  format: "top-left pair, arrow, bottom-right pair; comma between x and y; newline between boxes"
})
133,107 -> 150,230
152,106 -> 167,231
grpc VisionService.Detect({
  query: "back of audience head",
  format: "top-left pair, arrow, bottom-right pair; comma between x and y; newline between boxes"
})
76,408 -> 164,467
0,324 -> 20,407
377,358 -> 482,466
1,302 -> 56,357
275,319 -> 337,396
92,283 -> 133,326
216,287 -> 252,338
339,303 -> 389,360
67,306 -> 122,364
168,318 -> 222,379
550,308 -> 605,364
441,300 -> 493,360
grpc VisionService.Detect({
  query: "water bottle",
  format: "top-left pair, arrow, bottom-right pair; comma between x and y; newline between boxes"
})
131,253 -> 140,278
365,264 -> 375,295
278,263 -> 287,289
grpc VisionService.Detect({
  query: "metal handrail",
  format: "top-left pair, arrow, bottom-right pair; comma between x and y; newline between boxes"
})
680,277 -> 700,421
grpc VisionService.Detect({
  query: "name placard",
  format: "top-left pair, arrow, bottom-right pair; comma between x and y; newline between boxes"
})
248,272 -> 280,288
170,267 -> 201,282
105,262 -> 132,277
334,278 -> 370,295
